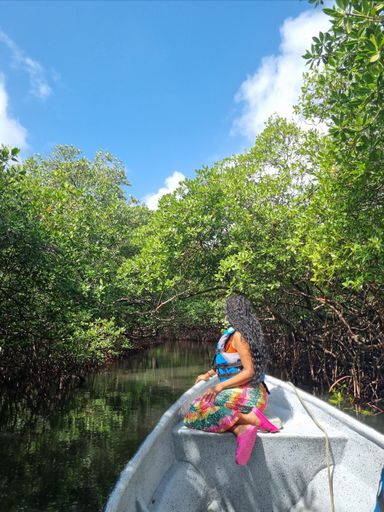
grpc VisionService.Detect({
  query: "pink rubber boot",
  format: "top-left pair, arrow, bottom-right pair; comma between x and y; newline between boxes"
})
253,408 -> 280,433
235,425 -> 258,465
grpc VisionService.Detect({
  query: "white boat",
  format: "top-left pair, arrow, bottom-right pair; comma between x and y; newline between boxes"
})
104,375 -> 384,512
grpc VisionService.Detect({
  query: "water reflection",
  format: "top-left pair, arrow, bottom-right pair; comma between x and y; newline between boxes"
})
0,340 -> 213,512
0,339 -> 382,512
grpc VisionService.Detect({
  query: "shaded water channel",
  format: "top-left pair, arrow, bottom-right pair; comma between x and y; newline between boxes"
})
0,339 -> 383,512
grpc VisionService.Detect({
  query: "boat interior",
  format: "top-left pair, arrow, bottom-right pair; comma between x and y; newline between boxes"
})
105,376 -> 384,512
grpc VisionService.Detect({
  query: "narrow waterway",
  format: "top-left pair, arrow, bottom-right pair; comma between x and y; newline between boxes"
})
0,339 -> 382,512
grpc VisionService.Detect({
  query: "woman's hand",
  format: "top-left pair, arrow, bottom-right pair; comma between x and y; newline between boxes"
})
195,372 -> 210,384
195,370 -> 215,384
201,383 -> 224,403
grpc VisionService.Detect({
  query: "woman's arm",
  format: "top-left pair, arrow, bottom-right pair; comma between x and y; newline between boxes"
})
195,368 -> 216,384
202,332 -> 255,401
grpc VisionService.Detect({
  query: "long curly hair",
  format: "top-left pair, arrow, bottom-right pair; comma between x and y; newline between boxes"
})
224,293 -> 269,385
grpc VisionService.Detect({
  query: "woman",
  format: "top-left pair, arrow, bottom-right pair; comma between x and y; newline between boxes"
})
183,293 -> 280,465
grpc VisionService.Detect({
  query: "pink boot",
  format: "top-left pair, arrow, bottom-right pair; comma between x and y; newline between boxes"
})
235,425 -> 258,465
253,408 -> 280,433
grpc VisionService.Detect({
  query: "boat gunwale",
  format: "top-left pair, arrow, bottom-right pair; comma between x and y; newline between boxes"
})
104,375 -> 384,511
104,379 -> 211,512
267,375 -> 384,448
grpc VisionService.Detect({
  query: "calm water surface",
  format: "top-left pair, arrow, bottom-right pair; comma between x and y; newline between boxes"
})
0,339 -> 382,512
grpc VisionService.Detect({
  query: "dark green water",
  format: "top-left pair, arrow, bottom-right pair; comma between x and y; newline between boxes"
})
0,340 -> 212,512
0,340 -> 382,512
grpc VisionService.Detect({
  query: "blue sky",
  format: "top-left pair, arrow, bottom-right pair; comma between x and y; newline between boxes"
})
0,1 -> 331,206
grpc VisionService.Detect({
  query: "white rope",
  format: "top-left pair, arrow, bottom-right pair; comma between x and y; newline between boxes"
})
286,381 -> 336,512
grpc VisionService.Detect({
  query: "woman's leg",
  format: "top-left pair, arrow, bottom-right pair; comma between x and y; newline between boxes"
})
234,411 -> 261,427
183,393 -> 241,433
184,386 -> 256,433
233,386 -> 280,434
228,383 -> 268,435
184,383 -> 268,434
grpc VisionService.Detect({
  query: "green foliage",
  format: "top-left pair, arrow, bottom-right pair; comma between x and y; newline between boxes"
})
119,116 -> 324,330
0,145 -> 149,397
1,0 -> 383,408
291,0 -> 384,291
300,0 -> 384,146
328,383 -> 374,415
329,382 -> 351,406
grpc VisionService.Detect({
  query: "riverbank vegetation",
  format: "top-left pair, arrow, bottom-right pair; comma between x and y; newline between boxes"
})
0,0 -> 382,410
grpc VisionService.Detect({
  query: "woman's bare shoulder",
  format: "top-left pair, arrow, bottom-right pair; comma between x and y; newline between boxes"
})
232,331 -> 249,347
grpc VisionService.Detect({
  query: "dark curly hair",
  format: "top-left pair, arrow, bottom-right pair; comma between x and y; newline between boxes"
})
224,293 -> 269,386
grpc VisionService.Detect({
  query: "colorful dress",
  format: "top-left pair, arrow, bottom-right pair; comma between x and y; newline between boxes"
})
183,332 -> 268,433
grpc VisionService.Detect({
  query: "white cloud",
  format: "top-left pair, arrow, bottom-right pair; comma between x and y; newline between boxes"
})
0,30 -> 52,99
232,9 -> 331,140
0,75 -> 27,148
144,171 -> 186,210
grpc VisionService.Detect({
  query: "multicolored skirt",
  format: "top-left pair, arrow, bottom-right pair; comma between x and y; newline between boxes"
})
183,382 -> 268,433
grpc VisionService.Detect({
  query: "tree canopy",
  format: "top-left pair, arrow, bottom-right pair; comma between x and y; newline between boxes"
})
0,0 -> 382,407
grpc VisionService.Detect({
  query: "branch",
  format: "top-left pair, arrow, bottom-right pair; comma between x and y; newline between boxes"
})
154,285 -> 227,313
344,11 -> 383,22
329,374 -> 352,393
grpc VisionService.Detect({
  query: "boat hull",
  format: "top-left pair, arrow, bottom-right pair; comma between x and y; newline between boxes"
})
105,376 -> 384,512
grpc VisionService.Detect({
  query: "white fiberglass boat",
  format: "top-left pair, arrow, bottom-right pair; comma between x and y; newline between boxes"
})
105,375 -> 384,512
